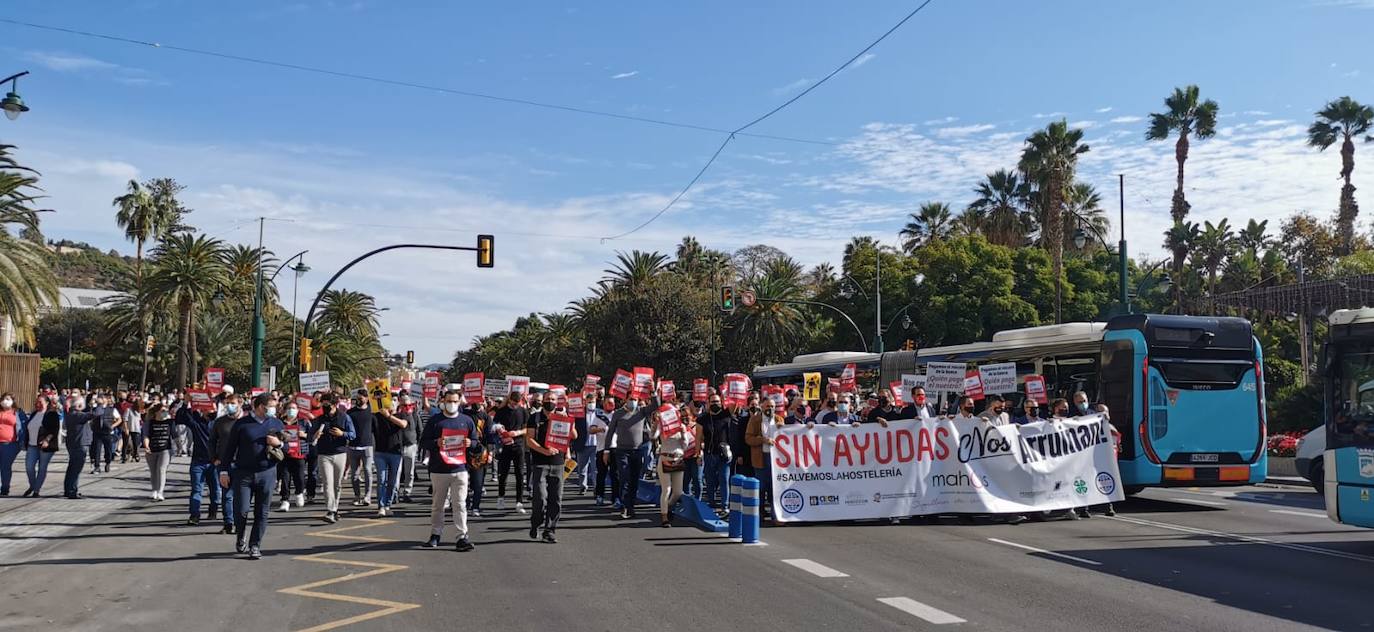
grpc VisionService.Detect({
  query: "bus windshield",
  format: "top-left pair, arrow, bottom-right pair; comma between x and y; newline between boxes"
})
1152,359 -> 1252,389
1332,344 -> 1374,446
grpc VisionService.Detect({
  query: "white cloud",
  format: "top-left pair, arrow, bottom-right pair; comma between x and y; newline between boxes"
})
1033,112 -> 1067,119
923,116 -> 958,125
1110,115 -> 1144,124
610,70 -> 639,79
1069,120 -> 1097,130
1242,110 -> 1272,116
24,51 -> 118,72
772,78 -> 811,95
851,53 -> 877,68
934,123 -> 996,137
1253,119 -> 1291,127
1095,107 -> 1114,113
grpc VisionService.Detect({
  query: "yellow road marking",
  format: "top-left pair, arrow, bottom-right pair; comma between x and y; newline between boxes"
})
276,519 -> 422,632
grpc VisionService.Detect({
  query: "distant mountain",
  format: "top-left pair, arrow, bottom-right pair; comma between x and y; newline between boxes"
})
44,240 -> 134,291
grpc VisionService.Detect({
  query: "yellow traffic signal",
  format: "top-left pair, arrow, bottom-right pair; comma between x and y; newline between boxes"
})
406,350 -> 415,365
300,337 -> 313,369
477,234 -> 494,268
145,335 -> 155,353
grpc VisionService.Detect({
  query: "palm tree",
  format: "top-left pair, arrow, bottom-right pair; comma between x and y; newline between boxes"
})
1146,85 -> 1219,224
1163,221 -> 1199,314
1193,219 -> 1236,311
899,202 -> 953,253
1063,181 -> 1109,252
805,262 -> 836,293
1237,218 -> 1269,256
731,256 -> 807,364
603,250 -> 670,292
1307,96 -> 1374,255
842,236 -> 878,269
1019,120 -> 1090,323
0,143 -> 59,348
967,169 -> 1032,247
114,177 -> 191,388
222,244 -> 280,307
147,233 -> 229,387
316,289 -> 382,340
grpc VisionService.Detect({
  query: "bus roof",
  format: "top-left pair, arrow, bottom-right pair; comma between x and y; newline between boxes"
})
1331,308 -> 1374,327
916,322 -> 1106,364
753,351 -> 879,378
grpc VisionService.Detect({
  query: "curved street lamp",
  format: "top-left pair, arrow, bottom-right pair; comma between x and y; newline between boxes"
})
2,71 -> 31,121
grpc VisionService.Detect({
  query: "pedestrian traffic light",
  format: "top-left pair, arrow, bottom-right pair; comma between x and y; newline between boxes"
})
300,338 -> 313,369
720,285 -> 735,313
406,350 -> 415,365
145,335 -> 155,353
476,234 -> 494,268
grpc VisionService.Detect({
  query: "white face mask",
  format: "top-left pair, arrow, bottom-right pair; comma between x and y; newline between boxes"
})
225,404 -> 240,416
265,406 -> 277,418
442,402 -> 461,415
285,408 -> 298,419
0,398 -> 11,409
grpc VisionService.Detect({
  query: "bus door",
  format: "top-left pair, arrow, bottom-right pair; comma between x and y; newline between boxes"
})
1327,345 -> 1374,527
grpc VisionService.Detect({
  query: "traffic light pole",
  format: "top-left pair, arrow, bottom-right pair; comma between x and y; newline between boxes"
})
299,242 -> 486,369
753,297 -> 869,352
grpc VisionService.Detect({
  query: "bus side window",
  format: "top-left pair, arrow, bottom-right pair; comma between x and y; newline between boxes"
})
1099,339 -> 1135,458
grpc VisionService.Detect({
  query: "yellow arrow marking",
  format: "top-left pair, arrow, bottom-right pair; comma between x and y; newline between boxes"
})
276,519 -> 422,632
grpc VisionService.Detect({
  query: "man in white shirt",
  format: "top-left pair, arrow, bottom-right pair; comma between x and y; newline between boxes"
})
977,395 -> 1010,426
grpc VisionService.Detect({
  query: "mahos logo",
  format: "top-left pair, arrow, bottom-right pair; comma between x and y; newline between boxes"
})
1095,472 -> 1116,495
779,489 -> 805,514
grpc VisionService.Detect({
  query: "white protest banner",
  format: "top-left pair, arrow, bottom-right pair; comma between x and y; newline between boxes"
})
409,380 -> 425,400
769,415 -> 1124,522
924,362 -> 966,392
484,378 -> 510,399
299,370 -> 331,394
978,362 -> 1017,394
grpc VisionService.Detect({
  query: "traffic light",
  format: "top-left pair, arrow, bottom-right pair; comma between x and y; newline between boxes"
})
720,285 -> 735,313
476,234 -> 494,268
406,350 -> 415,365
145,335 -> 155,353
902,339 -> 915,351
299,338 -> 313,369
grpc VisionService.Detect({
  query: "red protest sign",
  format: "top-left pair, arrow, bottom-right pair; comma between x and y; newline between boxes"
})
1024,374 -> 1048,404
609,369 -> 633,399
724,373 -> 750,407
294,392 -> 313,410
631,367 -> 655,399
827,377 -> 841,396
438,427 -> 469,467
205,367 -> 225,389
566,394 -> 586,417
964,370 -> 985,400
188,388 -> 215,413
889,380 -> 906,406
507,375 -> 530,395
761,384 -> 785,410
543,412 -> 573,452
462,372 -> 485,403
840,363 -> 857,392
659,380 -> 676,402
584,374 -> 601,390
692,378 -> 709,402
249,387 -> 266,398
423,371 -> 441,399
657,404 -> 682,436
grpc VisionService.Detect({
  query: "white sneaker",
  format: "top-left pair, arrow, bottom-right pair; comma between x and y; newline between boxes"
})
279,501 -> 290,512
515,502 -> 528,515
444,499 -> 451,511
151,492 -> 159,501
377,507 -> 386,517
497,498 -> 507,510
293,494 -> 305,508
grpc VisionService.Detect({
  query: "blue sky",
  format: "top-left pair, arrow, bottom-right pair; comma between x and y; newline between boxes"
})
3,0 -> 1374,364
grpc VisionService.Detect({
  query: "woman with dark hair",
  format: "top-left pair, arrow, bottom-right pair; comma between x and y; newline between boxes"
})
143,403 -> 175,501
21,395 -> 61,497
0,392 -> 23,496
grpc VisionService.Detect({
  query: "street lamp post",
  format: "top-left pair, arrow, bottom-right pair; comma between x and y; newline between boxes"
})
1,71 -> 31,120
250,219 -> 266,388
268,251 -> 310,373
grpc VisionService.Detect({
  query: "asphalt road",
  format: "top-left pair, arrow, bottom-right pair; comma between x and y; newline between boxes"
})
2,454 -> 1372,632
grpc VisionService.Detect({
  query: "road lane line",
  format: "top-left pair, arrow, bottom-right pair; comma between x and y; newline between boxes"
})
1167,497 -> 1227,506
1269,509 -> 1329,519
1108,515 -> 1374,565
986,538 -> 1102,566
877,597 -> 966,624
781,558 -> 849,577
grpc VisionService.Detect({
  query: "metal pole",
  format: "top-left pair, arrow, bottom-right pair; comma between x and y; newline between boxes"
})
1118,174 -> 1129,315
874,245 -> 884,353
250,217 -> 266,388
1298,260 -> 1309,386
290,266 -> 301,373
756,297 -> 868,352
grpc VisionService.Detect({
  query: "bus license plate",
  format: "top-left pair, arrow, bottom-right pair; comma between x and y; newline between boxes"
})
1191,454 -> 1220,463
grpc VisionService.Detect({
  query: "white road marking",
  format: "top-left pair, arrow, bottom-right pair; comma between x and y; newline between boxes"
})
1167,497 -> 1227,506
781,558 -> 849,578
987,538 -> 1102,566
1109,515 -> 1374,564
877,597 -> 966,625
1269,509 -> 1329,519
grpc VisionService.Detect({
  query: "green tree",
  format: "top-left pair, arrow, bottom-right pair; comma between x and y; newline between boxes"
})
967,169 -> 1032,248
1019,120 -> 1089,323
728,256 -> 807,366
909,235 -> 1039,346
0,143 -> 59,348
603,250 -> 670,292
1192,219 -> 1236,308
1278,212 -> 1339,278
147,233 -> 229,387
1146,85 -> 1219,223
1163,220 -> 1199,313
1063,182 -> 1109,253
1237,218 -> 1270,256
899,202 -> 953,253
1307,96 -> 1374,256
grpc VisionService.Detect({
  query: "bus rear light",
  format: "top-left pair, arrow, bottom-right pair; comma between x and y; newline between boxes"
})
1162,467 -> 1194,481
1219,466 -> 1250,482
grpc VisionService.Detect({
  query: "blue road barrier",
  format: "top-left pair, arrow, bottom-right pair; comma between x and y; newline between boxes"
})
741,477 -> 761,545
628,480 -> 728,533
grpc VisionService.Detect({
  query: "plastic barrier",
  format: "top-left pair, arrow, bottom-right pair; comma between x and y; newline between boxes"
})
741,477 -> 761,545
728,474 -> 744,540
627,480 -> 729,533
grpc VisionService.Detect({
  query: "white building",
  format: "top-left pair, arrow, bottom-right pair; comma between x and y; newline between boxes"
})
0,287 -> 125,350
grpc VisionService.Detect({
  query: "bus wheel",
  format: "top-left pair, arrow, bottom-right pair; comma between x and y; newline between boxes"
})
1123,485 -> 1146,496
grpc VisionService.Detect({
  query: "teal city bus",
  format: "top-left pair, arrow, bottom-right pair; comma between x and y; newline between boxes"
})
1322,308 -> 1374,528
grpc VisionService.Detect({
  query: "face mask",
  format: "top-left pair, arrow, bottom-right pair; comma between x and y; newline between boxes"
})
914,395 -> 926,405
626,401 -> 639,412
158,412 -> 171,421
265,406 -> 277,418
710,404 -> 722,413
543,402 -> 555,412
0,398 -> 11,408
962,405 -> 974,413
837,403 -> 850,414
285,408 -> 299,419
1077,403 -> 1089,413
442,402 -> 461,415
226,404 -> 240,416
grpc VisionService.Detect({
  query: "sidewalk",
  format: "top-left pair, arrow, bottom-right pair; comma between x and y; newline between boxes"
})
0,450 -> 182,567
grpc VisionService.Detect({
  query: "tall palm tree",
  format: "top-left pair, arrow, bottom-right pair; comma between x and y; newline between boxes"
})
1193,219 -> 1236,311
1146,85 -> 1219,223
843,236 -> 878,269
0,143 -> 59,348
603,250 -> 670,292
899,202 -> 953,253
805,262 -> 836,293
1307,96 -> 1374,255
1019,120 -> 1090,323
114,177 -> 191,388
147,233 -> 229,387
1237,218 -> 1269,256
1062,181 -> 1109,252
731,256 -> 807,364
222,244 -> 280,307
1163,221 -> 1199,314
316,289 -> 382,340
967,169 -> 1032,247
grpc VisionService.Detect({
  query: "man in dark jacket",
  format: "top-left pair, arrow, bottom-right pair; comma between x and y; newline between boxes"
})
219,393 -> 285,560
311,392 -> 355,524
62,397 -> 96,499
699,394 -> 735,511
346,392 -> 377,507
209,393 -> 245,534
175,402 -> 219,526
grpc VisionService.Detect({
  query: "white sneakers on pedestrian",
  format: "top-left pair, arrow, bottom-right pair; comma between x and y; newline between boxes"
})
377,506 -> 388,518
515,502 -> 528,515
279,500 -> 290,512
293,494 -> 305,508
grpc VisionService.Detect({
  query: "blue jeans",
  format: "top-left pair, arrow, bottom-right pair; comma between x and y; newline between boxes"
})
64,442 -> 86,496
0,441 -> 21,494
703,453 -> 730,508
614,449 -> 642,512
573,445 -> 597,490
90,433 -> 114,470
637,442 -> 654,479
25,447 -> 55,494
232,469 -> 276,547
373,451 -> 402,508
218,465 -> 235,527
467,464 -> 487,510
683,457 -> 702,498
188,461 -> 220,519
